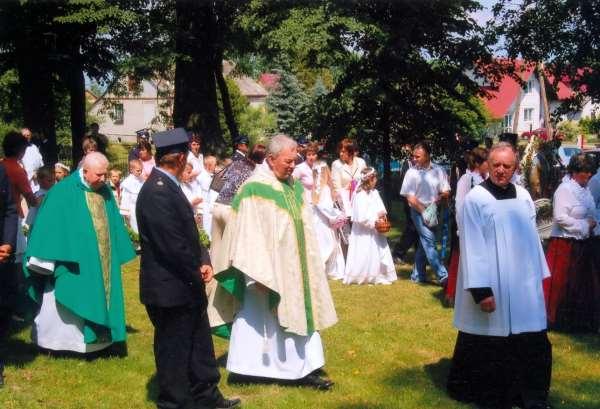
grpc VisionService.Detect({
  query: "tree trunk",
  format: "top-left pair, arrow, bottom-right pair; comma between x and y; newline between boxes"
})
380,103 -> 393,210
215,60 -> 239,143
173,0 -> 224,153
537,62 -> 552,139
512,89 -> 522,134
68,57 -> 86,167
16,41 -> 57,164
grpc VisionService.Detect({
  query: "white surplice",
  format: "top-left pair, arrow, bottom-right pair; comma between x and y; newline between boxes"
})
312,185 -> 346,280
226,283 -> 325,380
28,258 -> 111,353
119,174 -> 144,234
454,184 -> 550,337
343,189 -> 396,285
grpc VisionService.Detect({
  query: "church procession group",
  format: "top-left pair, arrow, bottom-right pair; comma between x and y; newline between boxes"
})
1,125 -> 599,409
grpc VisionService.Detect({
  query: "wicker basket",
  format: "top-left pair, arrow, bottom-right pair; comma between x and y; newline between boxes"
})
375,215 -> 391,233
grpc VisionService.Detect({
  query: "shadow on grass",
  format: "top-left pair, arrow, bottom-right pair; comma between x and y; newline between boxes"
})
431,288 -> 453,309
423,358 -> 452,391
146,373 -> 158,403
333,404 -> 388,409
0,337 -> 38,367
555,330 -> 600,352
549,379 -> 600,409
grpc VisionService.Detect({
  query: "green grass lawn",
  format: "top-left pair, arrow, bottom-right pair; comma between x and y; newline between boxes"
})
1,252 -> 599,407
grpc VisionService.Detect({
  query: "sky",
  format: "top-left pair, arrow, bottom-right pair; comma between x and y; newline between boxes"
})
471,0 -> 496,27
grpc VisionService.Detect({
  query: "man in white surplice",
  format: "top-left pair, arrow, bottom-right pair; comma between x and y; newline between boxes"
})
447,142 -> 552,409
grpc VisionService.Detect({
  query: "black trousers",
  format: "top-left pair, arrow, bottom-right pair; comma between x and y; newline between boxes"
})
393,200 -> 418,258
447,330 -> 552,409
146,303 -> 221,409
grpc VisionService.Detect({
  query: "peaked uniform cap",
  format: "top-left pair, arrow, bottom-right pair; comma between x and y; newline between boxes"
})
153,128 -> 189,159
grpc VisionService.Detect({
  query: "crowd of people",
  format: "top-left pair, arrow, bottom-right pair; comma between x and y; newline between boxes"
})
0,124 -> 597,409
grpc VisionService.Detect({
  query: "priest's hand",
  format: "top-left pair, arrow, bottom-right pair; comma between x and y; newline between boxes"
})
480,296 -> 496,313
200,264 -> 214,283
0,244 -> 12,263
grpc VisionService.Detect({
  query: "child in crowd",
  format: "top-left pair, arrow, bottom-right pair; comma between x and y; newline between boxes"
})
181,163 -> 203,223
108,168 -> 122,204
200,156 -> 218,237
54,163 -> 70,182
25,165 -> 56,230
343,167 -> 397,285
120,159 -> 144,234
77,137 -> 98,168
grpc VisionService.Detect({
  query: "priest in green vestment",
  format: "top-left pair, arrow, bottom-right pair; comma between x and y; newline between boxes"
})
208,135 -> 337,389
24,152 -> 135,353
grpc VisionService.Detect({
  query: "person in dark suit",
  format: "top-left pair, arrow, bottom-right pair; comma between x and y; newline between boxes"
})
0,162 -> 18,387
137,128 -> 240,409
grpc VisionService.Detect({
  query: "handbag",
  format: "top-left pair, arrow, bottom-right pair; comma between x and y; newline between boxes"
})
422,203 -> 438,227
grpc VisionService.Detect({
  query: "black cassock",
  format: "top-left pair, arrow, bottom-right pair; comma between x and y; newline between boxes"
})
447,179 -> 552,409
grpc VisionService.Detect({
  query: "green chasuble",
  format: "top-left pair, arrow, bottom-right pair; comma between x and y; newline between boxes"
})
24,172 -> 136,344
208,167 -> 337,338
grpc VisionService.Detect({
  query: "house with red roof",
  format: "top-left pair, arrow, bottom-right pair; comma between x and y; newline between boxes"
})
481,61 -> 599,136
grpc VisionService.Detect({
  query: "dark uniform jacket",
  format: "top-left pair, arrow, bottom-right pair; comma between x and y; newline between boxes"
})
137,168 -> 210,308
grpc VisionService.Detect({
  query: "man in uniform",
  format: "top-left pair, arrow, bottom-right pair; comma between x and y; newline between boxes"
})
231,135 -> 249,162
137,128 -> 240,409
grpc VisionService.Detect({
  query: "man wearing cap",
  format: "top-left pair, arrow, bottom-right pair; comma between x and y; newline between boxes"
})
295,136 -> 308,165
128,129 -> 150,162
231,135 -> 249,162
137,128 -> 240,409
24,152 -> 136,354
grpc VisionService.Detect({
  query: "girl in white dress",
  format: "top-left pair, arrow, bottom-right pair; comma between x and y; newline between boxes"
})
293,143 -> 346,280
343,168 -> 397,285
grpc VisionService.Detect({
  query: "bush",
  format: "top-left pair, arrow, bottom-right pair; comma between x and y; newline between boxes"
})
580,117 -> 600,136
556,120 -> 581,141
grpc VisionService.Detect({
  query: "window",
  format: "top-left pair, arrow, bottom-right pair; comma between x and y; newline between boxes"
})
524,80 -> 533,94
524,108 -> 534,122
503,114 -> 513,130
112,103 -> 124,125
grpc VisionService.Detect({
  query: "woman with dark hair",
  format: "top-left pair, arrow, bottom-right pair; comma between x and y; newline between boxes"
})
138,140 -> 156,180
544,153 -> 600,332
446,147 -> 489,304
331,138 -> 367,217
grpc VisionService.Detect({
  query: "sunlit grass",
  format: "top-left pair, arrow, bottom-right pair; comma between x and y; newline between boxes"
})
1,211 -> 598,408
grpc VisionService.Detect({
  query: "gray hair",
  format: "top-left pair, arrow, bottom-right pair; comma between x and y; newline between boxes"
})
268,134 -> 297,158
82,151 -> 109,170
488,142 -> 517,160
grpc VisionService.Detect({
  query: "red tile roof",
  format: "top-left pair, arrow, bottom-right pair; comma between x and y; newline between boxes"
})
481,60 -> 578,119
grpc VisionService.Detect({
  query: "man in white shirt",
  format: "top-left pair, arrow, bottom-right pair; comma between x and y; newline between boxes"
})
400,141 -> 450,285
447,142 -> 552,409
20,128 -> 44,192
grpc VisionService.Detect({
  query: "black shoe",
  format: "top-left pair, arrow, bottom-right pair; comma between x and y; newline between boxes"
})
298,374 -> 333,390
215,396 -> 241,409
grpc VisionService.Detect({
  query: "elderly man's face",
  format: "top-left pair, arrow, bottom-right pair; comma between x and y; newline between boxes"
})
488,148 -> 517,187
268,147 -> 297,181
83,163 -> 108,191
